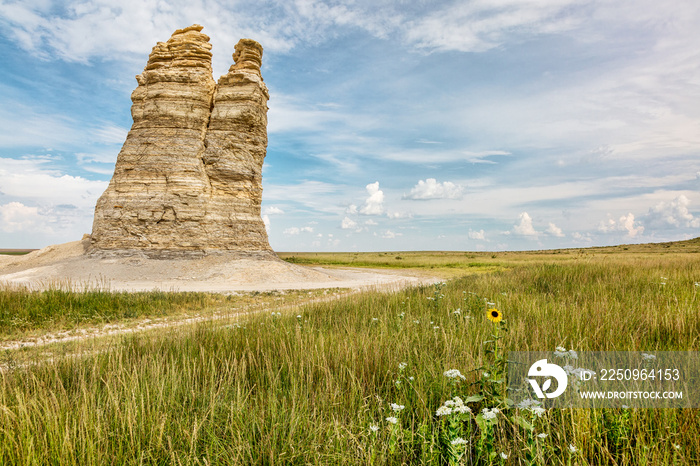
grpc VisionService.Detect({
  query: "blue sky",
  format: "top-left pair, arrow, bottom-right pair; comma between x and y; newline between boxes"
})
1,0 -> 699,251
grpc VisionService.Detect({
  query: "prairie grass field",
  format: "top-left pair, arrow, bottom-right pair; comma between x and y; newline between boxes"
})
1,240 -> 699,464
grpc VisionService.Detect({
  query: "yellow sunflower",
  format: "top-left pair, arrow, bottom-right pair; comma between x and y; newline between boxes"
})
487,308 -> 503,323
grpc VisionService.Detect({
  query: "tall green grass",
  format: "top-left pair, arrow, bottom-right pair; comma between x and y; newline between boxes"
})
1,255 -> 699,464
0,286 -> 230,336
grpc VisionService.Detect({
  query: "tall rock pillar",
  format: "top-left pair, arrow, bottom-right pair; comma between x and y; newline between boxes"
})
90,25 -> 273,257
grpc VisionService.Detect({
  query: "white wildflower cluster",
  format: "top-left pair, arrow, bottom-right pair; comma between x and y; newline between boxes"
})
390,403 -> 405,412
443,369 -> 466,381
642,353 -> 657,361
436,396 -> 472,416
569,444 -> 578,453
386,416 -> 398,425
481,407 -> 500,420
452,309 -> 461,316
537,433 -> 548,439
517,399 -> 546,417
553,346 -> 578,360
398,362 -> 408,371
271,312 -> 281,317
451,437 -> 468,446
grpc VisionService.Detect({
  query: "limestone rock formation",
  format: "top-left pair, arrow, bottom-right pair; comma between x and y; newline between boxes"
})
90,25 -> 272,257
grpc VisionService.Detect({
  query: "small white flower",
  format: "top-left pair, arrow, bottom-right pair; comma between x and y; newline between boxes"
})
408,376 -> 414,381
569,444 -> 578,453
433,326 -> 440,330
454,405 -> 472,414
444,400 -> 456,407
517,399 -> 541,409
531,407 -> 546,417
372,318 -> 379,322
537,433 -> 548,439
398,362 -> 408,371
481,408 -> 498,420
556,346 -> 567,352
674,443 -> 681,450
436,406 -> 453,416
500,452 -> 508,459
622,404 -> 629,409
296,315 -> 302,318
642,353 -> 656,361
398,312 -> 405,318
395,380 -> 401,386
568,349 -> 578,360
386,416 -> 398,425
369,424 -> 379,432
390,403 -> 405,412
413,320 -> 420,324
443,369 -> 466,380
483,372 -> 490,378
451,437 -> 468,446
453,310 -> 461,316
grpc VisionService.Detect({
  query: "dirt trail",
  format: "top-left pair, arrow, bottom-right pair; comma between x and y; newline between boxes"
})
0,239 -> 440,362
1,272 -> 439,355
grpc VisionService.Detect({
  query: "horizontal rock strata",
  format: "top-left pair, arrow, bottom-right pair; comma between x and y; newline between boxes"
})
90,25 -> 272,258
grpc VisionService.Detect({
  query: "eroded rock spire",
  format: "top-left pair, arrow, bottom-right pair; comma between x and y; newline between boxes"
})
90,25 -> 272,257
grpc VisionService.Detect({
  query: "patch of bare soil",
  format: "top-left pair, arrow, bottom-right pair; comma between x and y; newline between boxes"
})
0,239 -> 439,358
0,238 -> 437,293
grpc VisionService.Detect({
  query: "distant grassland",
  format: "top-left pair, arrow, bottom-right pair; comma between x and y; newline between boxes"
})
0,249 -> 35,255
278,237 -> 700,274
0,238 -> 699,464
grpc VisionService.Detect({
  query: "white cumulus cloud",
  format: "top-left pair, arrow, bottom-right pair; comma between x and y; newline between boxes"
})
546,222 -> 564,237
468,229 -> 485,240
381,229 -> 402,239
404,178 -> 464,200
0,201 -> 41,233
514,212 -> 538,236
645,195 -> 700,229
341,216 -> 358,230
360,181 -> 384,215
598,212 -> 644,237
